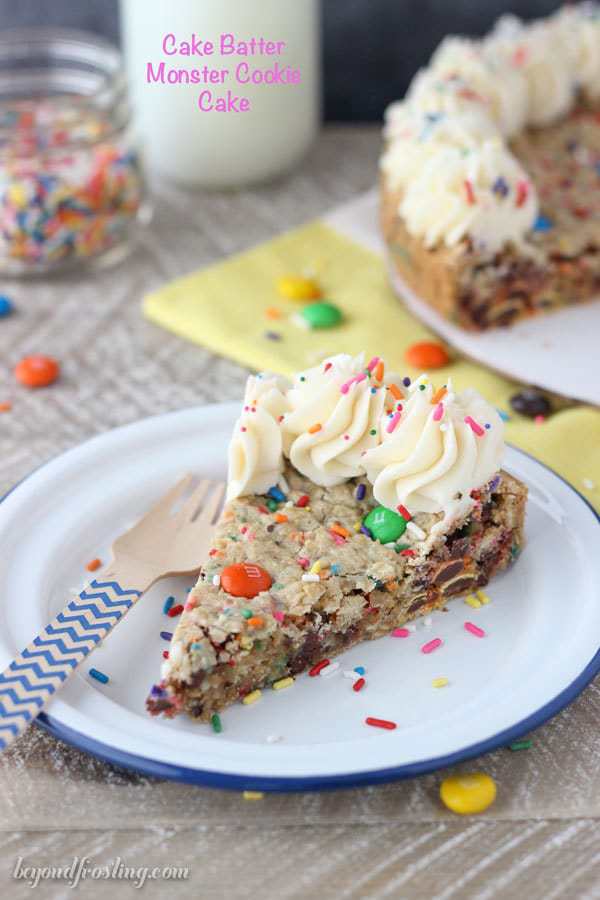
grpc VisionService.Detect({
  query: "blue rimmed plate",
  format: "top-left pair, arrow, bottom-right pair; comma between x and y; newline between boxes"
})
0,403 -> 598,791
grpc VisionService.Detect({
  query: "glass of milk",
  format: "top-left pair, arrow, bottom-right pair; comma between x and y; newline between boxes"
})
120,0 -> 321,188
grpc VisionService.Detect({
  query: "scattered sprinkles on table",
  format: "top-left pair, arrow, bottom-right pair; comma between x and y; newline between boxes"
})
89,668 -> 109,685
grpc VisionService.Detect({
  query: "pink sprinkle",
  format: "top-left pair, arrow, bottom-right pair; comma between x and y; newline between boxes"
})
297,557 -> 310,569
386,411 -> 401,433
433,402 -> 444,422
534,415 -> 545,425
184,598 -> 197,611
366,356 -> 380,372
340,377 -> 356,395
330,532 -> 346,546
355,372 -> 367,385
272,610 -> 285,622
392,628 -> 410,638
464,415 -> 485,436
421,638 -> 443,654
464,621 -> 485,638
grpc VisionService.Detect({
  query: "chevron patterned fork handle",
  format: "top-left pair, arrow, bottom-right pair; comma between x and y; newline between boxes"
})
0,577 -> 142,751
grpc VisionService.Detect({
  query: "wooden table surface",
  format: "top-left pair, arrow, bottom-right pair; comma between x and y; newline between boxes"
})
1,127 -> 599,900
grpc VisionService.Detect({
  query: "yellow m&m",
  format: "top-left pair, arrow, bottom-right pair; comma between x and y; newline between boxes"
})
277,275 -> 321,301
439,772 -> 497,815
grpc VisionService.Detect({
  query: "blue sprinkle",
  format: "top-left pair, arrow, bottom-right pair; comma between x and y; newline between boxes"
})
268,485 -> 286,503
533,214 -> 553,232
354,666 -> 366,676
356,483 -> 366,501
360,525 -> 372,539
497,408 -> 511,422
485,423 -> 491,429
89,668 -> 109,685
402,376 -> 411,387
160,631 -> 173,641
264,331 -> 282,341
492,176 -> 509,198
330,564 -> 341,575
150,684 -> 165,697
163,596 -> 175,615
371,387 -> 377,394
0,296 -> 14,318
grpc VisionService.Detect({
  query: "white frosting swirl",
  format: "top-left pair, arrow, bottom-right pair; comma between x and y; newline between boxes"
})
551,4 -> 600,100
381,102 -> 498,192
428,37 -> 529,138
364,379 -> 504,524
281,353 -> 386,487
399,137 -> 538,254
486,16 -> 576,126
226,374 -> 291,502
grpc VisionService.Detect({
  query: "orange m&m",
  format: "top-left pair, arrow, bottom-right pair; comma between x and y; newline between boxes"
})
404,342 -> 450,370
14,354 -> 60,388
220,562 -> 272,598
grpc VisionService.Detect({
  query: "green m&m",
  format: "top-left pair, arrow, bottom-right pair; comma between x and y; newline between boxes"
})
363,506 -> 407,544
294,301 -> 343,330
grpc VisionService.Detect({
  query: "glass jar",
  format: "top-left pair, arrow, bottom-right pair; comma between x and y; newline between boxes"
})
0,28 -> 149,276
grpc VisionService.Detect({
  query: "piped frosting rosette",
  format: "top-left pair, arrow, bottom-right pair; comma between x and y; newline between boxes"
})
226,374 -> 291,502
381,101 -> 498,192
399,137 -> 538,254
364,378 -> 504,528
281,353 -> 387,487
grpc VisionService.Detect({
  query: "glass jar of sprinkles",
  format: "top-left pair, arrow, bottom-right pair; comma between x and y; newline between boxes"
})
0,29 -> 148,275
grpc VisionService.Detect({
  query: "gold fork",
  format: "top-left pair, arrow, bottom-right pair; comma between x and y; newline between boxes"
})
0,475 -> 225,751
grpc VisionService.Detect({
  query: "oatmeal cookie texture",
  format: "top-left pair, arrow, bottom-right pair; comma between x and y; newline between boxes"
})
147,464 -> 526,722
380,5 -> 600,330
147,354 -> 527,722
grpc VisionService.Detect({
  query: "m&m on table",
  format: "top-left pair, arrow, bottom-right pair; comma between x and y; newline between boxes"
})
295,301 -> 343,330
277,275 -> 321,301
439,772 -> 497,815
220,562 -> 272,598
405,341 -> 450,369
14,354 -> 60,388
0,295 -> 14,317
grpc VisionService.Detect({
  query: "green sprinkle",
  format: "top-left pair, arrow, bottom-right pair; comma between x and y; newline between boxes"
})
419,384 -> 426,391
509,739 -> 532,751
266,498 -> 279,511
211,713 -> 222,734
241,609 -> 253,619
300,376 -> 306,382
369,428 -> 377,436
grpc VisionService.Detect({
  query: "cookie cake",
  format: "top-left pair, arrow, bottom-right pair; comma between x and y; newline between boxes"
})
147,354 -> 527,723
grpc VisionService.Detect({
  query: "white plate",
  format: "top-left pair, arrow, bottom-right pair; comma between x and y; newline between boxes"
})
324,190 -> 600,406
0,403 -> 598,791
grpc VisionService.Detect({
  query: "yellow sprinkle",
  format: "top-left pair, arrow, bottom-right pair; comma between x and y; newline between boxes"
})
272,676 -> 294,691
242,690 -> 262,705
310,559 -> 322,575
464,595 -> 482,609
432,677 -> 449,689
476,590 -> 491,605
243,791 -> 264,800
353,521 -> 361,532
8,184 -> 27,208
240,636 -> 253,650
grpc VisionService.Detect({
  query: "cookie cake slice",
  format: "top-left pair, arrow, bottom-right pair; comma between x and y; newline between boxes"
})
147,354 -> 526,722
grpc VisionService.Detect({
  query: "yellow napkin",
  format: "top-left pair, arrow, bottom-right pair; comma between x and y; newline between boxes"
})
144,221 -> 600,512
